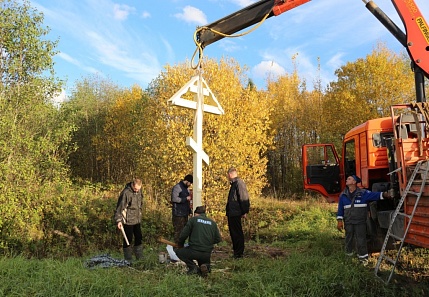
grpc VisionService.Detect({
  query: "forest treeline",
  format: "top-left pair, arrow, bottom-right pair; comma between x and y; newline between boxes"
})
0,0 -> 418,255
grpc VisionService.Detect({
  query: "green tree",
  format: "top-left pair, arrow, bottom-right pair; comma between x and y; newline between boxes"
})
0,0 -> 72,248
63,76 -> 120,182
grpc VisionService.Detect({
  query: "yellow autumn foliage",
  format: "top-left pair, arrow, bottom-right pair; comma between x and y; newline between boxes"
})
139,57 -> 272,215
66,42 -> 417,202
265,69 -> 306,195
94,84 -> 145,182
321,43 -> 414,145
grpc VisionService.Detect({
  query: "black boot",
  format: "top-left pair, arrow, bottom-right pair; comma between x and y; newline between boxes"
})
186,265 -> 199,275
133,244 -> 143,260
200,264 -> 209,277
123,246 -> 133,262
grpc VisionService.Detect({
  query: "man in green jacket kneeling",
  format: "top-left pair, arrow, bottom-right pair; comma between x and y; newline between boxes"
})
175,206 -> 221,277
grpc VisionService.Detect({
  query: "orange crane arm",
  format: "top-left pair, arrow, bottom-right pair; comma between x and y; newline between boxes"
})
391,0 -> 429,78
364,0 -> 428,102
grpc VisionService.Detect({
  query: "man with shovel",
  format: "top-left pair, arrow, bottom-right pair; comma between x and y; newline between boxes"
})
114,178 -> 144,262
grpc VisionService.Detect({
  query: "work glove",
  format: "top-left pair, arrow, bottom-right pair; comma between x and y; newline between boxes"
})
382,190 -> 394,199
337,220 -> 344,232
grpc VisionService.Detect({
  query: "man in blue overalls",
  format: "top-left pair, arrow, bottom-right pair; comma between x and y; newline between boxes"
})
337,175 -> 392,264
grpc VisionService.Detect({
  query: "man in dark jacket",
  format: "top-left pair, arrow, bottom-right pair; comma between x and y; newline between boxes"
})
171,174 -> 193,244
175,206 -> 221,277
226,167 -> 250,259
337,175 -> 392,264
114,178 -> 144,262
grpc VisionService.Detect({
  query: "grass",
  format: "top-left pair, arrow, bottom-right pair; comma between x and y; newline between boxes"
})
0,198 -> 428,297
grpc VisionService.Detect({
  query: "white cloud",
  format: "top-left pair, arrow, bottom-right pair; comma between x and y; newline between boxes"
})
57,52 -> 78,64
218,39 -> 243,53
252,60 -> 285,80
229,0 -> 256,8
326,52 -> 345,70
175,6 -> 207,25
141,11 -> 151,19
36,0 -> 163,86
57,52 -> 100,74
51,89 -> 67,107
85,31 -> 159,82
113,4 -> 135,21
160,37 -> 175,62
251,47 -> 337,90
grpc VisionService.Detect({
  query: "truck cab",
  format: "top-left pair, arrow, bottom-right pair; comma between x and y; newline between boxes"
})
302,117 -> 393,202
303,106 -> 429,249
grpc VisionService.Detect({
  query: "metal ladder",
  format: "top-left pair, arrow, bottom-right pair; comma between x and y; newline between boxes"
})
374,160 -> 429,284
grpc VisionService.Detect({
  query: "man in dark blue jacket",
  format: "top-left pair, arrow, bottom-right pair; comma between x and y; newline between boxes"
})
226,167 -> 250,259
171,174 -> 193,244
337,175 -> 391,264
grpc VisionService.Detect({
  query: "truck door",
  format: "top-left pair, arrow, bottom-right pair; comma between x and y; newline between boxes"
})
302,144 -> 342,202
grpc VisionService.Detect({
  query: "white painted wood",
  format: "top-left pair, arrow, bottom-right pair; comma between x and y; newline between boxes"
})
168,72 -> 224,212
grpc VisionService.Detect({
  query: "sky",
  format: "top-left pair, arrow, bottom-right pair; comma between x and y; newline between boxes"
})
29,0 -> 429,102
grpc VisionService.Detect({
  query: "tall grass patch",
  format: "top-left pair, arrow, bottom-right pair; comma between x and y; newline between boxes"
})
0,197 -> 428,296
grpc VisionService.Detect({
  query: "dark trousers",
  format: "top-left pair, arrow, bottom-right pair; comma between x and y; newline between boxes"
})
172,215 -> 188,243
345,223 -> 368,258
123,223 -> 142,248
175,247 -> 211,270
228,215 -> 244,257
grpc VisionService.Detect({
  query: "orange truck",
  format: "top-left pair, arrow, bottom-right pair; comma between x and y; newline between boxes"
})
303,0 -> 429,251
195,0 -> 429,252
303,107 -> 429,250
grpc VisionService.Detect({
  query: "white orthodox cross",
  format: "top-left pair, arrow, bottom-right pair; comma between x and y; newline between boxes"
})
168,72 -> 224,212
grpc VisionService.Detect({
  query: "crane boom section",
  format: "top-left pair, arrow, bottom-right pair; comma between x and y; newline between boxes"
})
392,0 -> 429,78
196,0 -> 310,49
